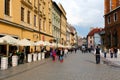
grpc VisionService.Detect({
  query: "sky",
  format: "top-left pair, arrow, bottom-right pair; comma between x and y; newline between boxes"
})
53,0 -> 104,37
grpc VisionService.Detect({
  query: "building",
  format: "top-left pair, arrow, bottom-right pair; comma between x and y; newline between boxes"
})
69,25 -> 77,46
87,28 -> 102,49
58,4 -> 67,45
52,1 -> 61,44
99,29 -> 105,50
0,0 -> 53,54
66,23 -> 71,45
104,0 -> 120,48
78,36 -> 87,47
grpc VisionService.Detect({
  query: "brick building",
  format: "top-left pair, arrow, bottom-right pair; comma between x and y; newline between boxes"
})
104,0 -> 120,48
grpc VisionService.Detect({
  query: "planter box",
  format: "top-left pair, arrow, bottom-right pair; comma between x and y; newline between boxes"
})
12,55 -> 18,67
1,57 -> 8,70
33,53 -> 37,61
38,53 -> 41,60
42,53 -> 45,59
28,54 -> 32,63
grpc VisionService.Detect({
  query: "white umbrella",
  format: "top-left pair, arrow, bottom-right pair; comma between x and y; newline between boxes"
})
0,38 -> 4,43
49,43 -> 56,47
0,35 -> 19,45
17,38 -> 34,46
34,40 -> 44,46
58,43 -> 64,48
44,41 -> 51,46
65,45 -> 72,48
0,35 -> 19,56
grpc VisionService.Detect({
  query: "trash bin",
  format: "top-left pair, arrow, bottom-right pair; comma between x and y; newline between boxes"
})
1,57 -> 8,70
12,55 -> 18,67
38,53 -> 41,60
28,54 -> 32,63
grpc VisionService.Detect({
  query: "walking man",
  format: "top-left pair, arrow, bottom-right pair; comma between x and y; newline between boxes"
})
114,47 -> 118,58
95,46 -> 101,64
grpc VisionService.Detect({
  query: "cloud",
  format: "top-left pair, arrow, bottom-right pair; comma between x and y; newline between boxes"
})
53,0 -> 104,37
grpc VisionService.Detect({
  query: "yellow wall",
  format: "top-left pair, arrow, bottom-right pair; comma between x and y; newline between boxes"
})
0,0 -> 4,18
0,23 -> 21,37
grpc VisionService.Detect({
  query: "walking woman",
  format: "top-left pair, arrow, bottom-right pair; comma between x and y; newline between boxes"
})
103,47 -> 107,58
110,48 -> 114,58
52,49 -> 56,62
95,46 -> 101,64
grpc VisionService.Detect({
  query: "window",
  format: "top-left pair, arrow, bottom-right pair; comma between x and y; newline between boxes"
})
113,12 -> 117,22
49,23 -> 50,33
34,15 -> 36,27
43,20 -> 45,31
107,16 -> 111,24
39,19 -> 42,30
27,11 -> 30,24
90,40 -> 92,44
21,7 -> 24,21
5,0 -> 10,16
90,36 -> 92,39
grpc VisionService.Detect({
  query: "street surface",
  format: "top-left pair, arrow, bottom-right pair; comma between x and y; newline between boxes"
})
1,50 -> 120,80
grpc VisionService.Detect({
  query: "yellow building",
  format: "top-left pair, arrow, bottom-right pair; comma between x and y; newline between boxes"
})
58,4 -> 67,45
0,0 -> 53,54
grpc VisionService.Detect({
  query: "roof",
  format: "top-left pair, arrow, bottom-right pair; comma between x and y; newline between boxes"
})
87,28 -> 103,36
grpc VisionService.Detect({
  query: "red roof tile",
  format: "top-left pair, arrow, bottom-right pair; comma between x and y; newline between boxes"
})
88,28 -> 103,36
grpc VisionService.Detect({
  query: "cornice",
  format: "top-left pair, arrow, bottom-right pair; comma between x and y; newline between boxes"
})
0,18 -> 53,38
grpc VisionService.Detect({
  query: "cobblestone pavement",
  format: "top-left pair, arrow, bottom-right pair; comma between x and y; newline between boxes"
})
1,50 -> 120,80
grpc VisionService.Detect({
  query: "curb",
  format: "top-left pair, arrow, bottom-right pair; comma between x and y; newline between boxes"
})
101,56 -> 120,67
0,58 -> 51,80
92,53 -> 120,67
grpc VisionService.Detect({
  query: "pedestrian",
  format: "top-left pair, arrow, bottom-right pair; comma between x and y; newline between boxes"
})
103,47 -> 107,58
64,48 -> 68,58
110,48 -> 114,58
20,50 -> 24,64
114,47 -> 118,58
95,46 -> 101,64
60,48 -> 64,63
75,48 -> 77,53
52,49 -> 56,62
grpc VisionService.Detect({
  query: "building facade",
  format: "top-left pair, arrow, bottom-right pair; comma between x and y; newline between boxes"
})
87,28 -> 102,49
52,1 -> 61,44
66,23 -> 71,45
58,4 -> 67,45
0,0 -> 53,53
104,0 -> 120,48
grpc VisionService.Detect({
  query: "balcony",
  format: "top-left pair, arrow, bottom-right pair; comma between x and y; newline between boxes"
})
21,0 -> 33,9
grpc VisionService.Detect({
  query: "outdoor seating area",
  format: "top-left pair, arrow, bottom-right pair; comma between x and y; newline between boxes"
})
0,35 -> 72,70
